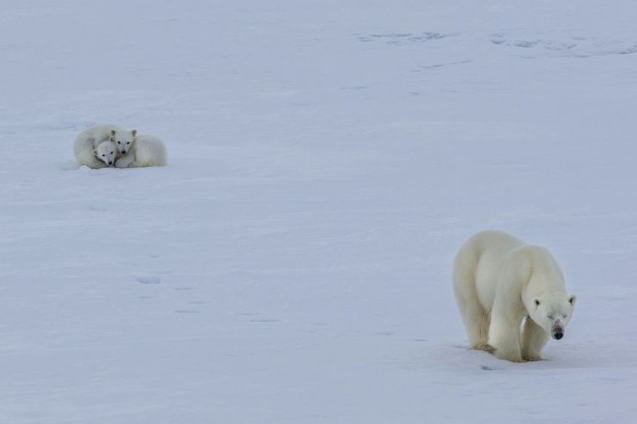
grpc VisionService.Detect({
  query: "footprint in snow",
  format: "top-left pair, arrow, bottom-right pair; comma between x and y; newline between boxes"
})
358,32 -> 449,45
136,276 -> 161,285
480,365 -> 503,371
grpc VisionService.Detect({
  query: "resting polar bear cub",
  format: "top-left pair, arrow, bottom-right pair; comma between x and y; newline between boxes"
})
73,125 -> 121,168
452,230 -> 576,362
111,129 -> 167,168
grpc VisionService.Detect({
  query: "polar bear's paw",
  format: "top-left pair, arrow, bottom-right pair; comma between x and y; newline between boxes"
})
498,354 -> 525,363
472,343 -> 495,353
492,346 -> 524,363
523,355 -> 545,362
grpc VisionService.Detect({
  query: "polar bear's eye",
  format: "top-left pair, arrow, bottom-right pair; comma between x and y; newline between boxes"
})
101,154 -> 105,157
117,141 -> 121,144
110,151 -> 114,154
126,142 -> 130,144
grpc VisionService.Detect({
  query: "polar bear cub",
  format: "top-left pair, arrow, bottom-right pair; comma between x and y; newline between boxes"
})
93,141 -> 118,167
452,230 -> 576,362
73,124 -> 122,168
110,128 -> 136,156
112,129 -> 167,168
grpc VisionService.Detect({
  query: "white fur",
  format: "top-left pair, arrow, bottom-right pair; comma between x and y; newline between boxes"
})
111,129 -> 137,155
115,134 -> 167,168
452,230 -> 576,362
94,141 -> 118,167
73,125 -> 122,168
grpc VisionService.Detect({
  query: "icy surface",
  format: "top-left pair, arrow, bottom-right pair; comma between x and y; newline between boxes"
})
1,1 -> 637,423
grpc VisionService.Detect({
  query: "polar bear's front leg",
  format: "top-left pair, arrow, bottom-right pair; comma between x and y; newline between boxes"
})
521,317 -> 549,361
488,306 -> 524,362
116,153 -> 135,168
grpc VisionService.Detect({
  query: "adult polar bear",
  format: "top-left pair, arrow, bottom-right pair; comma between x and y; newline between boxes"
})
452,230 -> 576,362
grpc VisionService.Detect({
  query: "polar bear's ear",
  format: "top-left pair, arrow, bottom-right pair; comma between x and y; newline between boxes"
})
111,129 -> 116,136
534,299 -> 540,307
92,149 -> 98,157
568,295 -> 577,306
132,129 -> 137,137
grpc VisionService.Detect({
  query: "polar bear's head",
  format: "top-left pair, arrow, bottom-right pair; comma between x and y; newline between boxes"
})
529,292 -> 577,340
111,129 -> 137,155
93,141 -> 117,167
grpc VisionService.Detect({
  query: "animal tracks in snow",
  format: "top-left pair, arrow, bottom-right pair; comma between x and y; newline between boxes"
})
356,30 -> 637,59
489,34 -> 578,51
358,32 -> 451,46
489,33 -> 637,58
411,60 -> 472,72
136,275 -> 161,285
479,365 -> 504,371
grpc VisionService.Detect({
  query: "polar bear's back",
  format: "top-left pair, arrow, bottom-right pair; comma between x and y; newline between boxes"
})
73,136 -> 93,158
454,230 -> 526,309
457,231 -> 525,273
473,231 -> 525,282
73,124 -> 122,168
74,125 -> 121,149
134,135 -> 167,167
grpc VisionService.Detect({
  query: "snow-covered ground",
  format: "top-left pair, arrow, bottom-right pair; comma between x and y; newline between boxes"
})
2,1 -> 637,422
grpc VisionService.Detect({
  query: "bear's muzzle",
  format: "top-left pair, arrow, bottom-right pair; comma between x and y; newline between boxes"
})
551,320 -> 565,340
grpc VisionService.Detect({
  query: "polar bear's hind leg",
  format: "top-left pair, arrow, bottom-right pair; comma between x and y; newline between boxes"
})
453,273 -> 491,350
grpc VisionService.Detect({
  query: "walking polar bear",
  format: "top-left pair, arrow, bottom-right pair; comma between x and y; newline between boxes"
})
73,125 -> 121,168
111,129 -> 167,168
452,230 -> 576,362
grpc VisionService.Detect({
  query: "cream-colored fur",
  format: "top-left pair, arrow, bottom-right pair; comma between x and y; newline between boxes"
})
73,125 -> 122,168
452,230 -> 576,362
115,134 -> 167,168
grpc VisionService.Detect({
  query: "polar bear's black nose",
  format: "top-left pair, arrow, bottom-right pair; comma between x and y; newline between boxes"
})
553,332 -> 563,340
108,161 -> 113,165
122,150 -> 127,154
